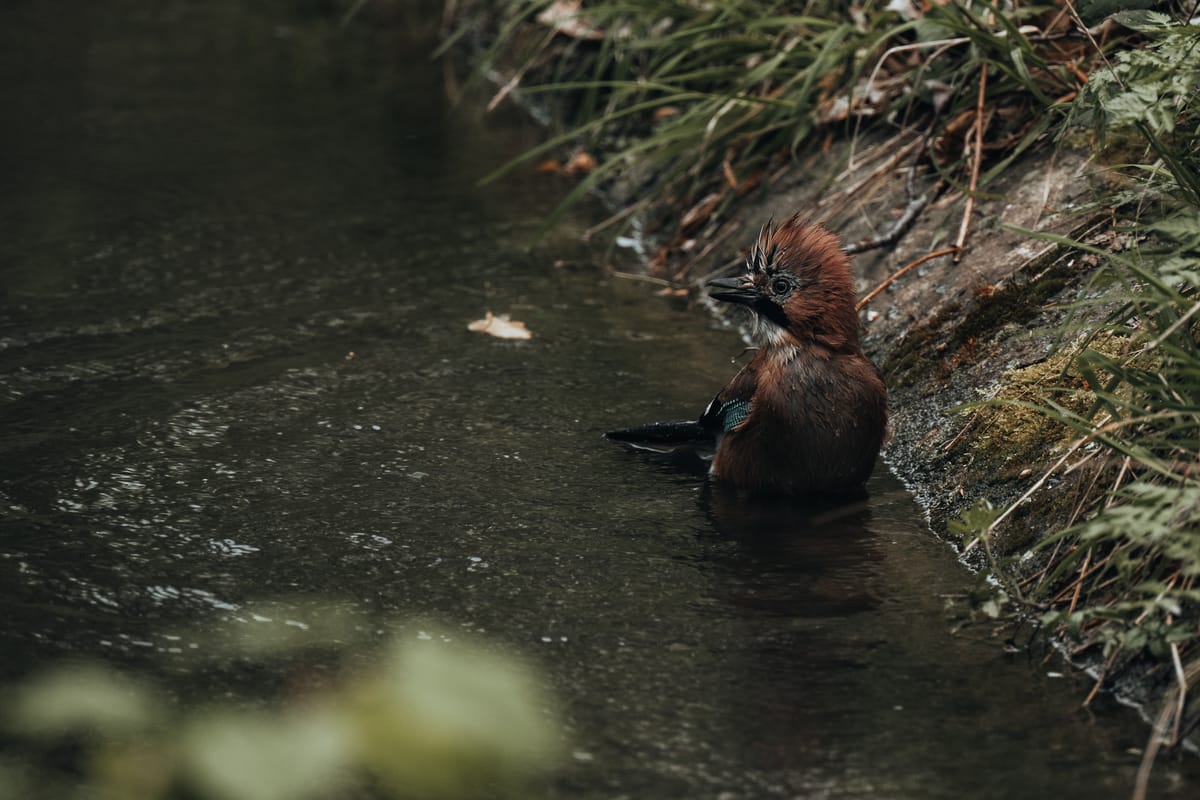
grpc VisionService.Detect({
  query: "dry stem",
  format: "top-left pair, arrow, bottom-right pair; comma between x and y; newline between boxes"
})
954,62 -> 989,262
856,247 -> 959,311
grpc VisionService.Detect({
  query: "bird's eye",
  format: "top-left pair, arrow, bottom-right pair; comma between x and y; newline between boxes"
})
770,277 -> 790,295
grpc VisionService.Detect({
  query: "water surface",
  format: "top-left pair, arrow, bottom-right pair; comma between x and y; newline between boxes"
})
0,3 -> 1194,798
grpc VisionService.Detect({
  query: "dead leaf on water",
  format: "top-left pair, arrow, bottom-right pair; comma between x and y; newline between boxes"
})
468,311 -> 533,341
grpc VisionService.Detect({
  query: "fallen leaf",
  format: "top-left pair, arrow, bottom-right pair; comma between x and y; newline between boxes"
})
679,192 -> 722,234
563,151 -> 597,175
722,157 -> 738,190
652,106 -> 679,121
816,83 -> 886,124
536,159 -> 562,174
468,312 -> 533,340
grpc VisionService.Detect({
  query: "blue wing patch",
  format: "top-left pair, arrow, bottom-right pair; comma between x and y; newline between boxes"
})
720,399 -> 751,432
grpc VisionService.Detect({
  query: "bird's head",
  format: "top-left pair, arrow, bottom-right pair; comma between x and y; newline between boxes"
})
707,216 -> 860,352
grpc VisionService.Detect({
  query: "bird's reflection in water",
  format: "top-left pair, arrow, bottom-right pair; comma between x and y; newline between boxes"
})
701,482 -> 883,620
689,484 -> 889,780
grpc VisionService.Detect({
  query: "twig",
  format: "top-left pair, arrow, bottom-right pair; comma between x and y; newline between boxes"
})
1169,640 -> 1187,745
583,201 -> 644,241
1020,537 -> 1067,591
1133,573 -> 1180,629
722,153 -> 739,190
1062,0 -> 1123,88
966,410 -> 1185,555
832,136 -> 908,184
1133,655 -> 1200,800
954,62 -> 989,262
820,134 -> 924,213
941,408 -> 983,453
1106,456 -> 1132,507
1067,548 -> 1092,615
1083,645 -> 1122,707
486,28 -> 557,112
1134,699 -> 1173,800
1048,546 -> 1110,606
848,37 -> 971,171
855,247 -> 959,311
1063,455 -> 1108,529
844,176 -> 947,255
609,270 -> 676,288
963,416 -> 1105,556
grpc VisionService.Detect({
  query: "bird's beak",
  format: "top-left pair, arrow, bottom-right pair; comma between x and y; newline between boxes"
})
707,276 -> 759,306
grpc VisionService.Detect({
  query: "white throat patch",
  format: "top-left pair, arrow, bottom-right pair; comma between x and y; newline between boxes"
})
751,315 -> 790,348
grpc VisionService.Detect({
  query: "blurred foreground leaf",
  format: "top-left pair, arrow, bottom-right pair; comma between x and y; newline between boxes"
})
7,664 -> 162,737
351,638 -> 559,797
5,628 -> 560,800
183,708 -> 351,800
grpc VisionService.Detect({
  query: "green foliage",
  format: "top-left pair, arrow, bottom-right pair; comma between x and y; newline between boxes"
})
1073,12 -> 1200,136
472,0 -> 887,227
1069,11 -> 1200,205
976,13 -> 1200,678
997,219 -> 1200,664
948,498 -> 1001,542
473,0 -> 1067,230
1077,483 -> 1200,569
8,665 -> 161,737
3,626 -> 560,800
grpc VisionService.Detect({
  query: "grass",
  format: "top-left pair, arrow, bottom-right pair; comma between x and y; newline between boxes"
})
461,0 -> 1131,263
967,15 -> 1198,780
457,0 -> 1200,777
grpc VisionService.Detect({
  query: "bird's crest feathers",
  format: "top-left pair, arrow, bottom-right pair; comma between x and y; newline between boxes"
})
747,217 -> 781,275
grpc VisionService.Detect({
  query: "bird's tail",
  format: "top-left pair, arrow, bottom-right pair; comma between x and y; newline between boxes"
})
604,420 -> 715,458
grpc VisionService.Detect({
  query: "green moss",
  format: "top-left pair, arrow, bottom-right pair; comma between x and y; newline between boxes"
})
969,348 -> 1091,468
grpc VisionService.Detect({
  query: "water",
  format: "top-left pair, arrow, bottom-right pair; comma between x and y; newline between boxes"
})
0,2 -> 1194,798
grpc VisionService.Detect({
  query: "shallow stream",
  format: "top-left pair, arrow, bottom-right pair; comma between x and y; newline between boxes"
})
1,3 -> 1194,798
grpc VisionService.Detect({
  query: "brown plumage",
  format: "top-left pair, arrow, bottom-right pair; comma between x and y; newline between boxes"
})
703,215 -> 888,495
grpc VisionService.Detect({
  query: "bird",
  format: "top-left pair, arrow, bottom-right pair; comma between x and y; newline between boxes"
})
606,214 -> 888,496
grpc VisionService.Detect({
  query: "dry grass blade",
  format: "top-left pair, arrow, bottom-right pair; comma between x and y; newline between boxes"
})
1133,656 -> 1200,800
954,62 -> 988,262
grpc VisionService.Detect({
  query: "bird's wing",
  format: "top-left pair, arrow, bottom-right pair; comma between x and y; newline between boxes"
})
699,360 -> 758,434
